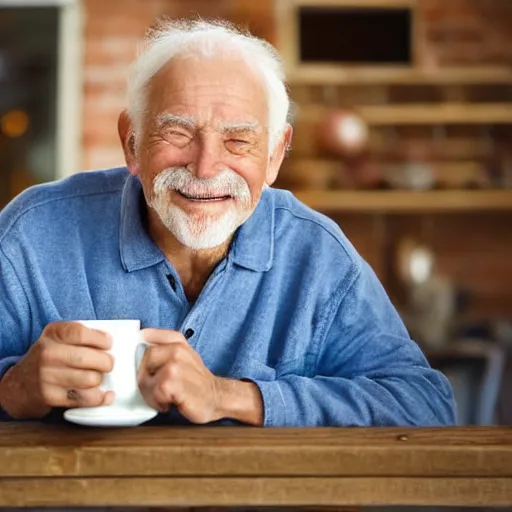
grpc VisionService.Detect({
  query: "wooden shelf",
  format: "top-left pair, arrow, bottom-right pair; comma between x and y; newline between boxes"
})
283,158 -> 493,189
301,103 -> 512,125
291,132 -> 494,159
288,66 -> 512,85
287,157 -> 486,174
283,0 -> 417,7
294,189 -> 512,213
371,138 -> 494,159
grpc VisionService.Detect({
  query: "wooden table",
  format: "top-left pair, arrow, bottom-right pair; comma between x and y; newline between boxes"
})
0,424 -> 511,509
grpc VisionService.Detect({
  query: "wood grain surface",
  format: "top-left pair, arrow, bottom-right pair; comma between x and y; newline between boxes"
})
0,424 -> 511,508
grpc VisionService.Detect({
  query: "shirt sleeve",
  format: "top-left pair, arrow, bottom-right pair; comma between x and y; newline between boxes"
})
0,245 -> 32,419
254,261 -> 457,427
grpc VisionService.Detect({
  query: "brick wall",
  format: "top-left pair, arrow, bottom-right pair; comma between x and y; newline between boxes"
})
420,0 -> 512,67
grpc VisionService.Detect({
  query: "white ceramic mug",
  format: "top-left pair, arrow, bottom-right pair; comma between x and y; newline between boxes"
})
63,319 -> 158,427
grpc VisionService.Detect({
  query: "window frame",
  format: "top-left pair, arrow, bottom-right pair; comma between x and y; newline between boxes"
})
0,0 -> 83,178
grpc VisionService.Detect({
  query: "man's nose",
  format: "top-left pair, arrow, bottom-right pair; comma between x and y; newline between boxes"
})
188,136 -> 223,179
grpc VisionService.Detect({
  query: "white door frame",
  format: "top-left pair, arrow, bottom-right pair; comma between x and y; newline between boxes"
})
0,0 -> 83,178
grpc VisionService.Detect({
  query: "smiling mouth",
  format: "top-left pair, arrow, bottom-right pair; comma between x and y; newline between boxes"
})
178,191 -> 231,202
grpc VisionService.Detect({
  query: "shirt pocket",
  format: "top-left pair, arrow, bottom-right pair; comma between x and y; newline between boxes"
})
228,357 -> 277,382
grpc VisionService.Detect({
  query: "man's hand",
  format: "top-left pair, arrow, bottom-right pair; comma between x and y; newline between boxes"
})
138,328 -> 264,425
0,322 -> 115,419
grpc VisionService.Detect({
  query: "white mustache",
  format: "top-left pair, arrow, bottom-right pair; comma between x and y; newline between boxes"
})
152,167 -> 252,205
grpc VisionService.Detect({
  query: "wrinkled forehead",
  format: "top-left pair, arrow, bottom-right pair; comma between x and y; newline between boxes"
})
144,55 -> 269,130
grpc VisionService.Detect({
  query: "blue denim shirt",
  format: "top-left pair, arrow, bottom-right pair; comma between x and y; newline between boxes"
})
0,168 -> 456,426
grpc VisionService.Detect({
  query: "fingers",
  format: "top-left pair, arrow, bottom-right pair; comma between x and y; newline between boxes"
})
40,343 -> 114,373
138,377 -> 168,412
41,385 -> 115,409
153,377 -> 183,411
31,322 -> 117,414
141,345 -> 173,376
41,367 -> 104,389
138,370 -> 177,412
140,343 -> 194,377
137,343 -> 187,411
141,328 -> 187,346
137,338 -> 212,417
43,322 -> 112,350
139,329 -> 196,376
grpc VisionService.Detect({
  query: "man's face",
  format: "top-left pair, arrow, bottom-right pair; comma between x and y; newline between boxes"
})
133,56 -> 274,249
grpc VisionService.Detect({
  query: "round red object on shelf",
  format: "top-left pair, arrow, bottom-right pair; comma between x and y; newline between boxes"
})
317,109 -> 369,157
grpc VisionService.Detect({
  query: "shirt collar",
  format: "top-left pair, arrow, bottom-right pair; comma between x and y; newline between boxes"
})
119,172 -> 275,273
231,187 -> 275,272
119,173 -> 166,272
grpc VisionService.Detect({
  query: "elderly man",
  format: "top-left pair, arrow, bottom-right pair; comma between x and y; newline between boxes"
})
0,20 -> 455,426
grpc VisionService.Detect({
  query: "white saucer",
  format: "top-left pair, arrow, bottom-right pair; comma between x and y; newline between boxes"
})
64,404 -> 158,427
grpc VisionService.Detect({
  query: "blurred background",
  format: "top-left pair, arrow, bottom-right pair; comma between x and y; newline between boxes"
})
0,0 -> 511,425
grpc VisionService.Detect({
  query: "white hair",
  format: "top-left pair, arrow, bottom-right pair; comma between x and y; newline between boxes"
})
126,19 -> 291,153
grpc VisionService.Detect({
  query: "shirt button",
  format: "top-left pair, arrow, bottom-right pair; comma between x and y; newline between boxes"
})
184,328 -> 195,339
167,274 -> 177,291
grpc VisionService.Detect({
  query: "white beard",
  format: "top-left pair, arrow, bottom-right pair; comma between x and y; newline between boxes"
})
148,167 -> 255,250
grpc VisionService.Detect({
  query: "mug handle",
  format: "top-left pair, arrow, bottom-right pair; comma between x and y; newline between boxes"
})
133,339 -> 159,412
135,339 -> 151,373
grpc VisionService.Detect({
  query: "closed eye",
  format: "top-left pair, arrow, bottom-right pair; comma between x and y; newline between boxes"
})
166,131 -> 192,146
169,130 -> 190,138
225,138 -> 253,154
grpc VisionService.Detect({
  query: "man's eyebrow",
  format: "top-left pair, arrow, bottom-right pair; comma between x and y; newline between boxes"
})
218,121 -> 261,134
156,113 -> 197,131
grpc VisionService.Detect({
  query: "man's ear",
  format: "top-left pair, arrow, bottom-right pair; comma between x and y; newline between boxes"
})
265,124 -> 293,187
118,110 -> 140,176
